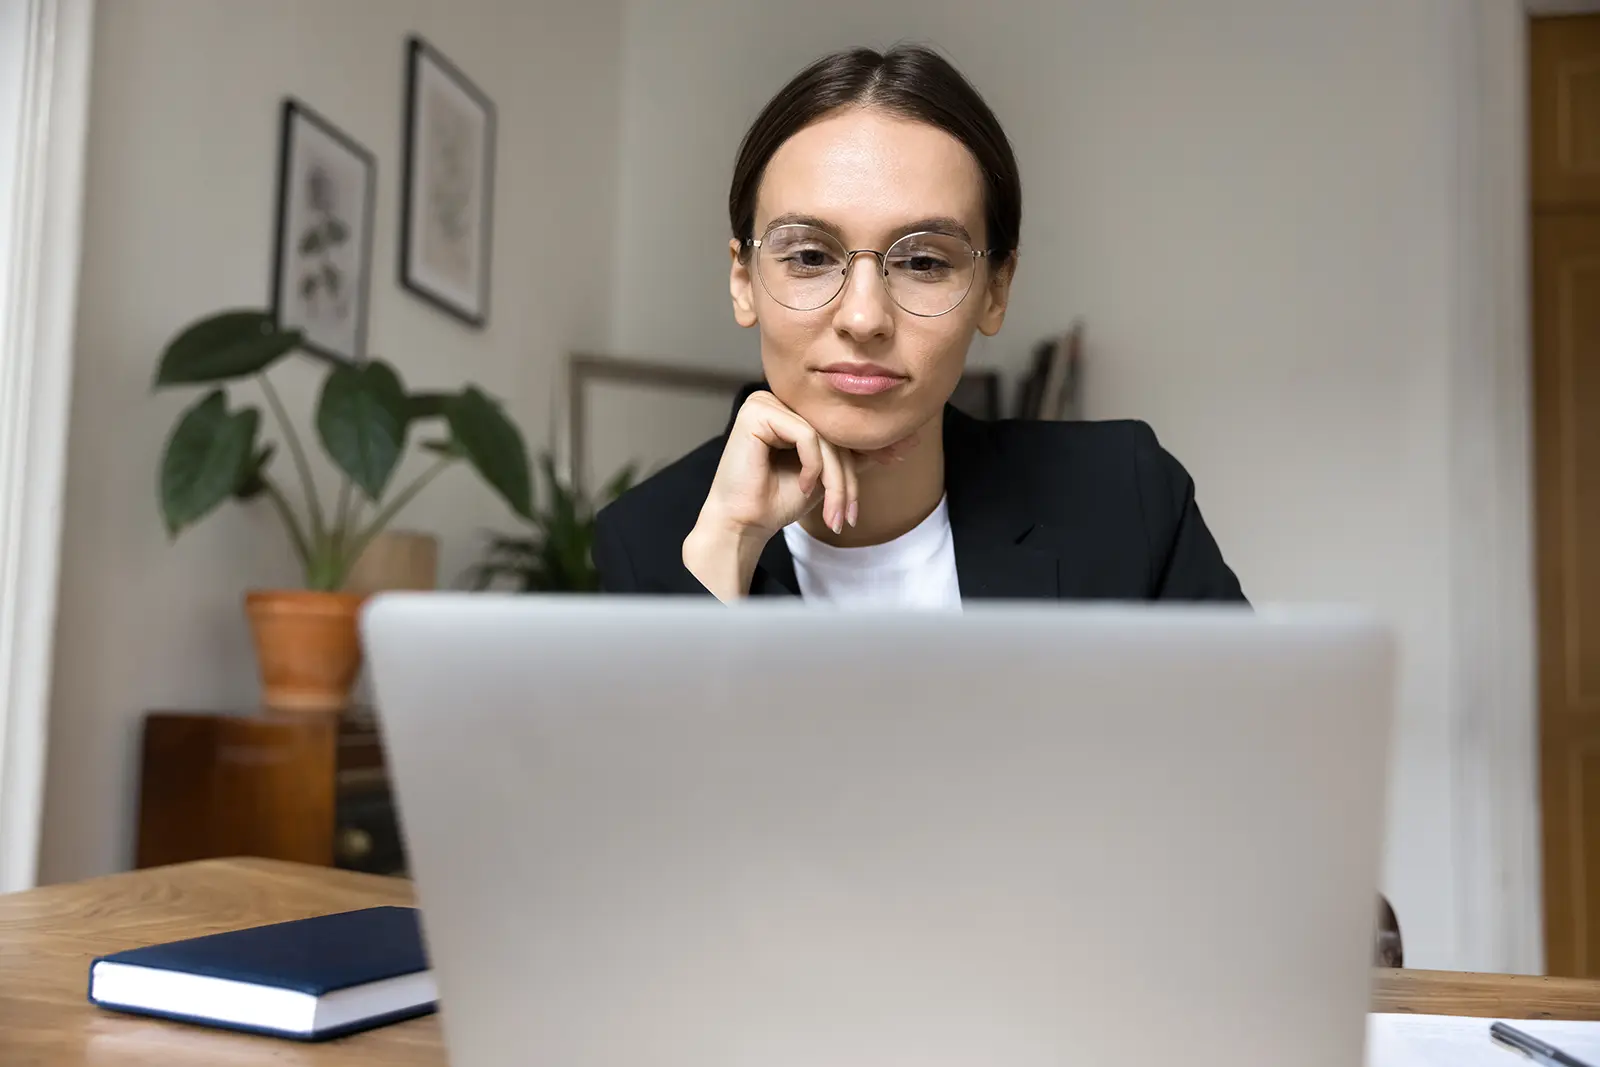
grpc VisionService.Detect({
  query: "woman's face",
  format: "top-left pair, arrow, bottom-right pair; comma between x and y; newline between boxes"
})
730,107 -> 1014,453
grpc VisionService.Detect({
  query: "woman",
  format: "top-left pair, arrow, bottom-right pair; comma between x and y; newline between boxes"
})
593,44 -> 1244,606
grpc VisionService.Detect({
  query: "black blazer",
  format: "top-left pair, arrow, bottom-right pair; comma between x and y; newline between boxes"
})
593,394 -> 1246,603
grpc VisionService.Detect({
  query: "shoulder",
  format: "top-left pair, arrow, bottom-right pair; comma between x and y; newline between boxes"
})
978,415 -> 1160,462
969,415 -> 1242,602
958,414 -> 1211,568
973,416 -> 1182,512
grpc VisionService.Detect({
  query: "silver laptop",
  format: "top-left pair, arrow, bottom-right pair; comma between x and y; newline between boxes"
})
361,595 -> 1395,1067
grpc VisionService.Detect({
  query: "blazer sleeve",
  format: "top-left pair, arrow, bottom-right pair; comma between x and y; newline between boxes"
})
591,498 -> 720,596
591,504 -> 638,594
1132,424 -> 1247,603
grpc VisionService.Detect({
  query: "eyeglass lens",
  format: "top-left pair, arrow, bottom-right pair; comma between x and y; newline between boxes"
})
755,225 -> 979,317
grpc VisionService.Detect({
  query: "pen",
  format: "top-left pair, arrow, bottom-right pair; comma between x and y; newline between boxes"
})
1491,1021 -> 1598,1067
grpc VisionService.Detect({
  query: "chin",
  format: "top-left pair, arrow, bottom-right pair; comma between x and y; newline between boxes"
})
797,394 -> 922,453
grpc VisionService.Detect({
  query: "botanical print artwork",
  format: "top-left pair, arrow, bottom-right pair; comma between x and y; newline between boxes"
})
297,160 -> 354,324
418,79 -> 481,296
401,37 -> 495,326
272,101 -> 374,362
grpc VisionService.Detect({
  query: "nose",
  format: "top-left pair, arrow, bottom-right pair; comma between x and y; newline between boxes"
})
831,250 -> 895,343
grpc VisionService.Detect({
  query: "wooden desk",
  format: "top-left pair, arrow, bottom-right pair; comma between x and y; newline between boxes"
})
3,858 -> 1599,1064
0,858 -> 436,1065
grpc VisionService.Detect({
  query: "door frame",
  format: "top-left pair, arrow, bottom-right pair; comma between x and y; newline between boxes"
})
0,0 -> 94,892
1444,0 -> 1546,976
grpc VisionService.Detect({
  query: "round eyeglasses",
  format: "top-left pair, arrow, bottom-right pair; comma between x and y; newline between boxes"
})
747,224 -> 992,318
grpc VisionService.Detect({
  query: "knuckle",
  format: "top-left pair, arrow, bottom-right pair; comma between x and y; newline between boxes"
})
738,391 -> 775,418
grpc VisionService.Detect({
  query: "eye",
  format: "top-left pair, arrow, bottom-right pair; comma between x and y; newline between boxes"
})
888,249 -> 955,279
897,253 -> 951,274
786,247 -> 836,271
887,232 -> 971,283
764,227 -> 851,278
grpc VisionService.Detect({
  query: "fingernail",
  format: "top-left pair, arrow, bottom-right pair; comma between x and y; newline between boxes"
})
847,500 -> 858,527
831,510 -> 843,535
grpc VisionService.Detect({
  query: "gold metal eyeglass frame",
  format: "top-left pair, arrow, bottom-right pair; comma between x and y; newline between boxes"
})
744,226 -> 994,318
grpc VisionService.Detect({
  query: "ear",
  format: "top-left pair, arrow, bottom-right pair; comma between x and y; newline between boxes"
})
730,239 -> 758,328
975,252 -> 1016,338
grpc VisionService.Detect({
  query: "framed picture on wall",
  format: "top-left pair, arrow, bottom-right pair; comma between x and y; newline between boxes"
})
270,98 -> 377,363
567,353 -> 753,496
399,35 -> 496,327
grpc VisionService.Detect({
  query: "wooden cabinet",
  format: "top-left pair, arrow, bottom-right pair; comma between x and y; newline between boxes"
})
134,707 -> 406,876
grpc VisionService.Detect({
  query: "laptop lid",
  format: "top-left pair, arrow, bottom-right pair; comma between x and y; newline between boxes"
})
363,595 -> 1394,1067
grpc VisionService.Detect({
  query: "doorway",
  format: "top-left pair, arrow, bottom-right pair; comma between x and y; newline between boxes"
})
1532,12 -> 1600,977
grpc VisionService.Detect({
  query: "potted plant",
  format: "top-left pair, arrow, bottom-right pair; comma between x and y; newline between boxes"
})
464,455 -> 635,592
154,308 -> 532,712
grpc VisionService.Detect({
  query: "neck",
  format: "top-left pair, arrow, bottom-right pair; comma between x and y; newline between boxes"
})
800,409 -> 945,547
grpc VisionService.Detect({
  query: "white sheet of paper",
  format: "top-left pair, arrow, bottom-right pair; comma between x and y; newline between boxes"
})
1369,1013 -> 1600,1067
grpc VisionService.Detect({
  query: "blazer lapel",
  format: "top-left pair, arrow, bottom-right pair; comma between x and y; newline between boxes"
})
943,408 -> 1061,600
750,533 -> 800,597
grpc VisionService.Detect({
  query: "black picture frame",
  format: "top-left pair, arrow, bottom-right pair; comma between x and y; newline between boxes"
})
270,98 -> 377,363
566,353 -> 753,496
399,35 -> 497,327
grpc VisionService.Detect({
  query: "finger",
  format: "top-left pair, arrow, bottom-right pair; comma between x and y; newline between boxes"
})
817,436 -> 847,534
750,407 -> 825,496
843,448 -> 859,528
794,424 -> 826,500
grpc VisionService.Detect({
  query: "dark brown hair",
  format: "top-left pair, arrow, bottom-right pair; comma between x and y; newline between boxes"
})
729,44 -> 1021,265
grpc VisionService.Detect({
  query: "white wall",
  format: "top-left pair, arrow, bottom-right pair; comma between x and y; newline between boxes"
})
35,0 -> 1538,974
1448,1 -> 1540,977
39,0 -> 623,883
610,0 -> 1510,969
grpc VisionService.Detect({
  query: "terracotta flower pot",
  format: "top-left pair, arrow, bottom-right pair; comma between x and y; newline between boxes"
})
244,589 -> 367,713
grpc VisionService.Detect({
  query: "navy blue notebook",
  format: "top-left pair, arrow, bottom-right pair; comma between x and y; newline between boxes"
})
87,905 -> 435,1042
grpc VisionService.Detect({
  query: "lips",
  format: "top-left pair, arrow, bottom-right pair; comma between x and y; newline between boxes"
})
816,362 -> 906,396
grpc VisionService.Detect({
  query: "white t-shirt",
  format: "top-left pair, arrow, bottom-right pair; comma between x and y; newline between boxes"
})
781,495 -> 962,609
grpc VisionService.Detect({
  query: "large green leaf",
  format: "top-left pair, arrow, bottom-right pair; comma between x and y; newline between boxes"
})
153,310 -> 302,387
316,359 -> 409,501
408,392 -> 450,420
421,438 -> 462,457
445,387 -> 532,519
233,443 -> 276,501
159,391 -> 260,535
542,453 -> 580,530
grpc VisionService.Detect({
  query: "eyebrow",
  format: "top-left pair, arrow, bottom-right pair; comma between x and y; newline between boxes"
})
762,213 -> 974,246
